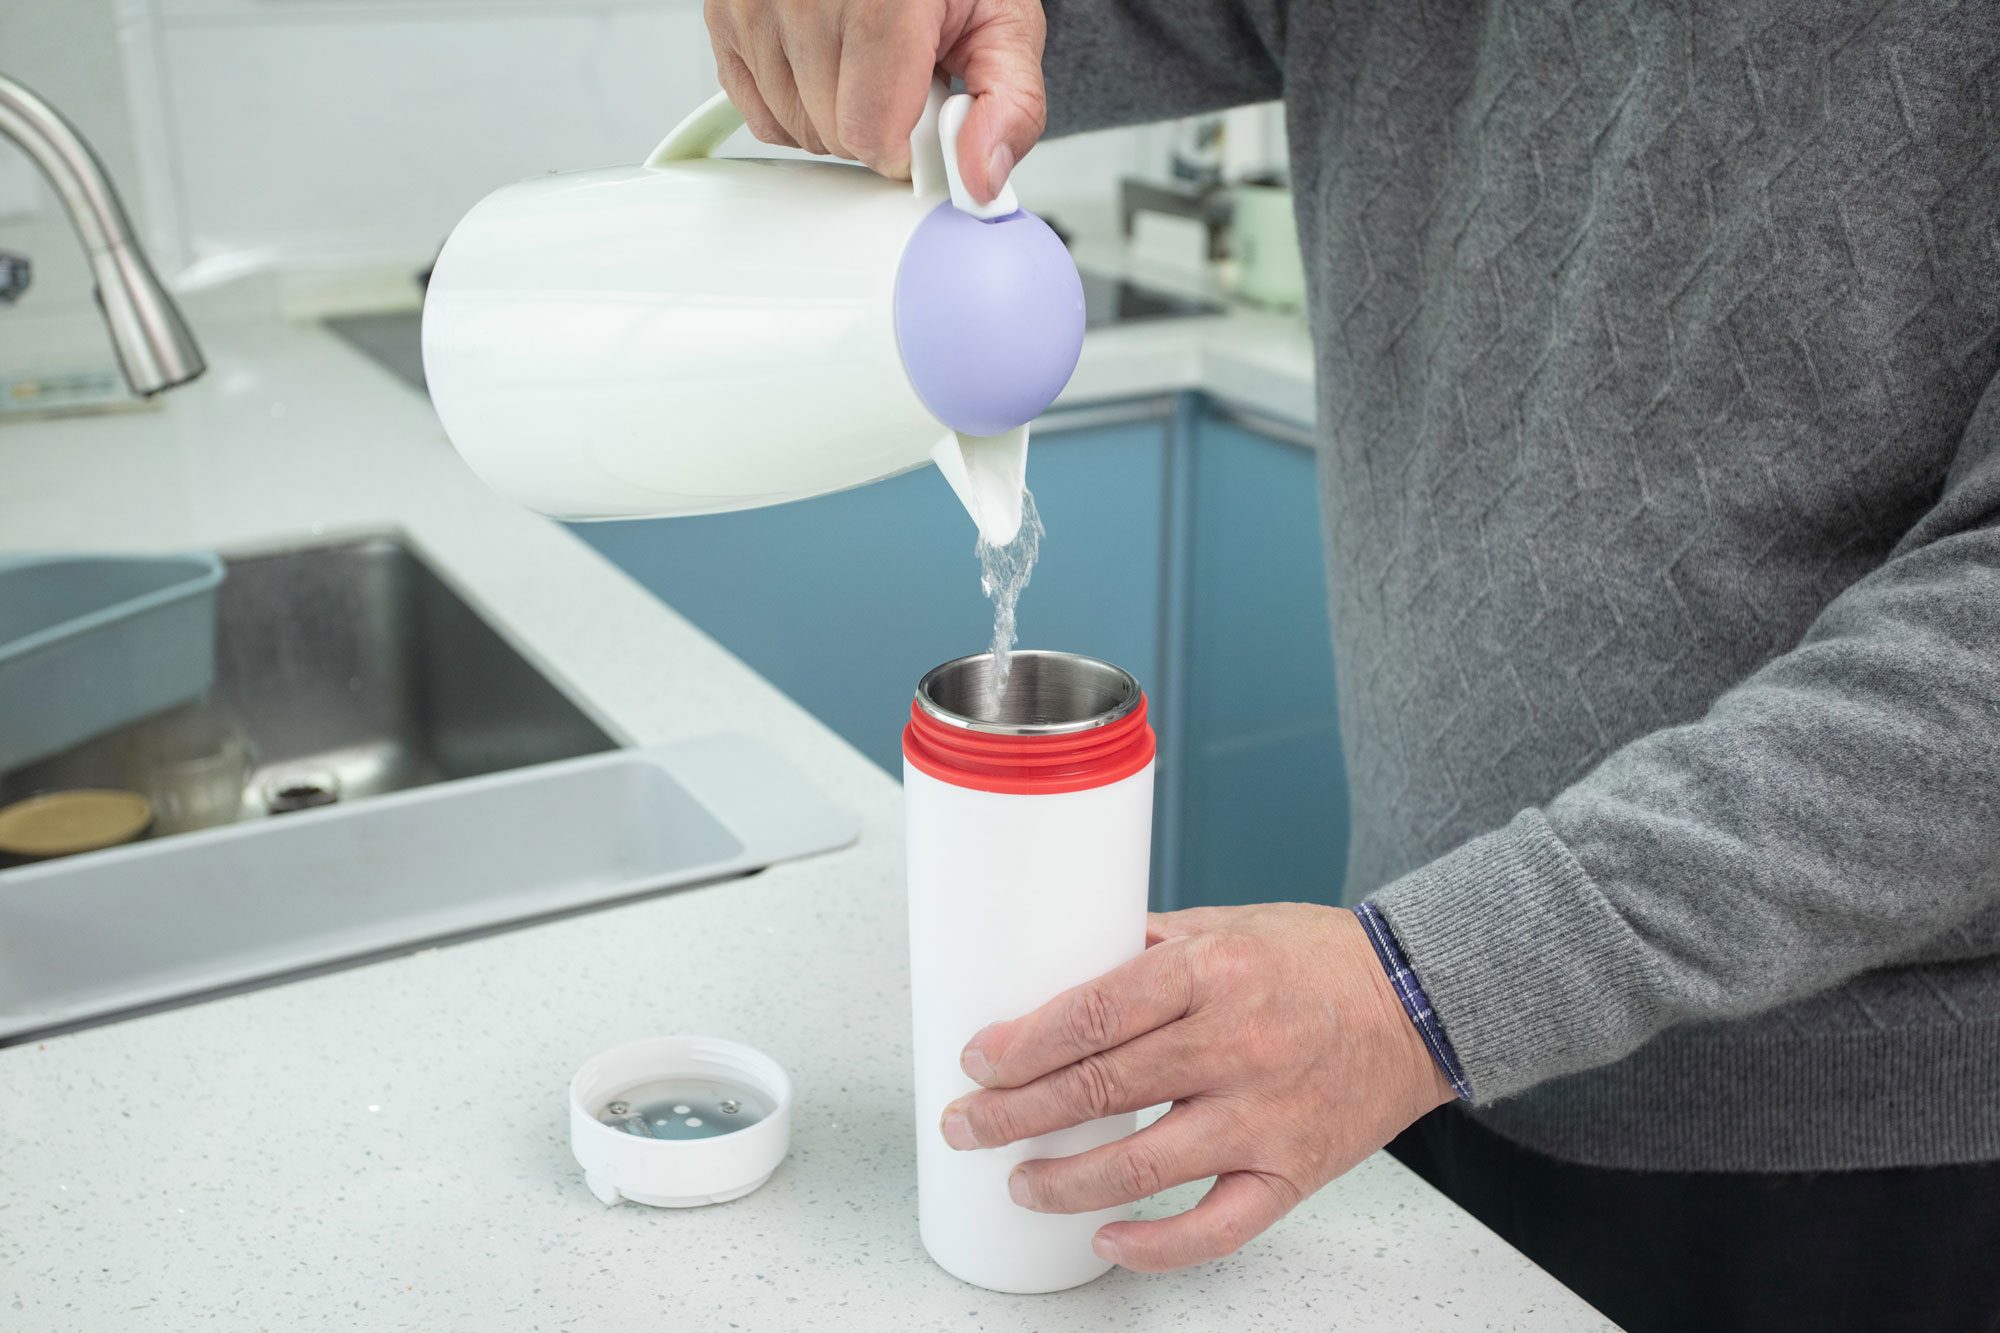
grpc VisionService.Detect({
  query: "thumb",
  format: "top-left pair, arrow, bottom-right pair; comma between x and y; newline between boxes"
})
941,3 -> 1047,203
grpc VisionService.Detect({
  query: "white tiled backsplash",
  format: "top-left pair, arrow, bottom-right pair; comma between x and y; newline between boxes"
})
7,0 -> 1255,345
148,2 -> 724,279
111,0 -> 1155,289
1,1 -> 144,337
0,147 -> 40,220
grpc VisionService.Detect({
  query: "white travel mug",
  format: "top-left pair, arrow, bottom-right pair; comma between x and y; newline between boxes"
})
902,651 -> 1157,1293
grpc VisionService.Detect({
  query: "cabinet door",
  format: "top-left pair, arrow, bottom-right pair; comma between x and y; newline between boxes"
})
1173,406 -> 1348,908
569,414 -> 1170,777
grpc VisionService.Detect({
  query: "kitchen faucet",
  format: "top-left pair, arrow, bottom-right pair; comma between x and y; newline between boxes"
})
0,73 -> 204,397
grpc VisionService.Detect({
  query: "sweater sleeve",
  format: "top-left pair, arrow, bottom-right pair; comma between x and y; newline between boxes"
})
1373,370 -> 2000,1103
1039,0 -> 1286,136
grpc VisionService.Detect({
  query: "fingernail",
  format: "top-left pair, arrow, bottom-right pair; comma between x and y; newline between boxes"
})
986,143 -> 1015,195
1092,1231 -> 1121,1264
940,1106 -> 978,1150
1007,1167 -> 1034,1209
960,1032 -> 996,1083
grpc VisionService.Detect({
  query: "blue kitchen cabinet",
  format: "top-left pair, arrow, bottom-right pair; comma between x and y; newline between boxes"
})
569,413 -> 1171,778
1167,405 -> 1348,910
573,396 -> 1348,914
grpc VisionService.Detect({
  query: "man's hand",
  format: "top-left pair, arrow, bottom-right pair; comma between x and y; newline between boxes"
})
701,0 -> 1047,202
938,904 -> 1456,1272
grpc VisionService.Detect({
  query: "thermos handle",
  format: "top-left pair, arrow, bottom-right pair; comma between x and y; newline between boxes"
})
644,90 -> 745,165
934,94 -> 1020,219
644,80 -> 1020,218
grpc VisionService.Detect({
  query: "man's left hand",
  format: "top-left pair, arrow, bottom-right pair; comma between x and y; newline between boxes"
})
939,903 -> 1456,1271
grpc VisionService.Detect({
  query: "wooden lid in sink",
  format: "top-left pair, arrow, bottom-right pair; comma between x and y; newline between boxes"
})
0,789 -> 153,859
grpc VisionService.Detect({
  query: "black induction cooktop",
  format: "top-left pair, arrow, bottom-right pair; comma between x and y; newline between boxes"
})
1079,270 -> 1225,329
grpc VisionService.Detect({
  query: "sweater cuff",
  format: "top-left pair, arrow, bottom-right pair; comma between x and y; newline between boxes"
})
1369,809 -> 1665,1103
1354,901 -> 1473,1100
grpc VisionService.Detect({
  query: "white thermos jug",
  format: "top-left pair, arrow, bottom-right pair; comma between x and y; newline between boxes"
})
902,651 -> 1156,1292
422,82 -> 1085,546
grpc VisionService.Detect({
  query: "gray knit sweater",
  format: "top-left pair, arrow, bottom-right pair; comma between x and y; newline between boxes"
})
1046,1 -> 2000,1171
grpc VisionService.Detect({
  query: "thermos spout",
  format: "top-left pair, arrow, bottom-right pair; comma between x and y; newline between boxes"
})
931,426 -> 1030,547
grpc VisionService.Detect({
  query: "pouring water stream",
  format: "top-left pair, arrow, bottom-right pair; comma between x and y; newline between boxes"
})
976,490 -> 1044,701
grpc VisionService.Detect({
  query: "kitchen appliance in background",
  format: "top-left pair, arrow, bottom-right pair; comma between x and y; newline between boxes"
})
1118,116 -> 1234,265
1231,174 -> 1306,310
1119,104 -> 1304,307
422,82 -> 1086,549
903,651 -> 1156,1292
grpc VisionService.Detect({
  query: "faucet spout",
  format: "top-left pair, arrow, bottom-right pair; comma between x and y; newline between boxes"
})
0,74 -> 204,397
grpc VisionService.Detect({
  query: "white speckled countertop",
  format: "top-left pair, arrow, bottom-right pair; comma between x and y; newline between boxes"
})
0,302 -> 1608,1331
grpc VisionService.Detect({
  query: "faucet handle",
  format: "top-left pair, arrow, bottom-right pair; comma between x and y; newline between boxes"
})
0,251 -> 29,305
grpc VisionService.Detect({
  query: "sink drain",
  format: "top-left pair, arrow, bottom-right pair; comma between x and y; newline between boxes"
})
262,771 -> 341,815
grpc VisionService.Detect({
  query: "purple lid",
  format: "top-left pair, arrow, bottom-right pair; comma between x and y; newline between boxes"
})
893,202 -> 1086,438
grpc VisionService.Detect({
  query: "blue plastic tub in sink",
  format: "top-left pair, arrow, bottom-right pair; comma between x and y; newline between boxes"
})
0,552 -> 224,772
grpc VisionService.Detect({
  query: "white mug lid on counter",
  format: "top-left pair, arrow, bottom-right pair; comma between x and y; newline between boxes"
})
569,1034 -> 793,1209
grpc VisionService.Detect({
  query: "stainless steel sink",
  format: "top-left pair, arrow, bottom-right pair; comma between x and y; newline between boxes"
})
1,532 -> 617,829
0,533 -> 858,1042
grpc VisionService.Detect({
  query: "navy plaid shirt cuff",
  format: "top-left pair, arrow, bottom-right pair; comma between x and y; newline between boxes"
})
1354,900 -> 1473,1102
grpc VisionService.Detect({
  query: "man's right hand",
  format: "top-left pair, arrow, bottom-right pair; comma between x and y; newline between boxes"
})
700,0 -> 1047,203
